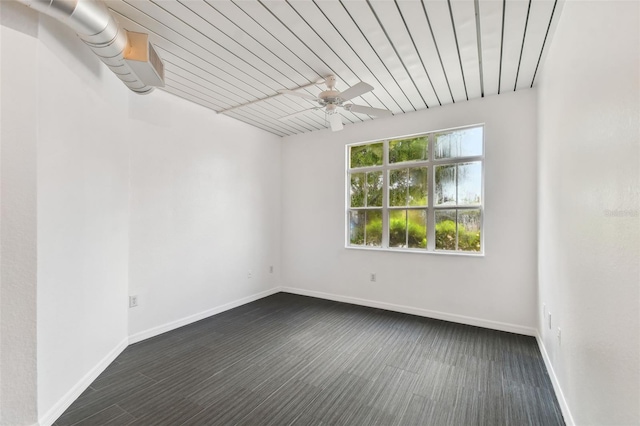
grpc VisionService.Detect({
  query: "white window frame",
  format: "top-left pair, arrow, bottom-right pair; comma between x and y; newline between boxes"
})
345,124 -> 485,255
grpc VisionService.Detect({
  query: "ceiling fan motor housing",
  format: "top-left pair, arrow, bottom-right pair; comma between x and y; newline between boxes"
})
318,90 -> 343,107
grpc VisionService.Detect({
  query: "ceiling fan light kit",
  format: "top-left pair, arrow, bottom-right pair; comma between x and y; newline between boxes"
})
278,75 -> 392,131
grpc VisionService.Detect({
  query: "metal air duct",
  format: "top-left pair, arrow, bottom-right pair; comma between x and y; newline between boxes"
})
16,0 -> 164,94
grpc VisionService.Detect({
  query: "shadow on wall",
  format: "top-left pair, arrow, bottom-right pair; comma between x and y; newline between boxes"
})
2,2 -> 102,83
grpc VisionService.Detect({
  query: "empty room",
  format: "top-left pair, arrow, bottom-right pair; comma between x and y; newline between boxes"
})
1,0 -> 638,425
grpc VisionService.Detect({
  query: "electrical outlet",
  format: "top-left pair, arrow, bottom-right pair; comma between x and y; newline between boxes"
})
557,327 -> 562,344
269,266 -> 274,273
370,273 -> 376,282
248,270 -> 253,279
548,312 -> 552,329
129,295 -> 138,308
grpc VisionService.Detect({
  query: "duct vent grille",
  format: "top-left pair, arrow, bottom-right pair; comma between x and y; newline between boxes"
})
124,31 -> 165,87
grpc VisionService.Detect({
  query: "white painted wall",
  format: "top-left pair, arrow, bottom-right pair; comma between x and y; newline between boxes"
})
127,90 -> 282,340
0,4 -> 39,425
281,90 -> 538,333
35,14 -> 132,424
1,4 -> 282,424
537,1 -> 640,424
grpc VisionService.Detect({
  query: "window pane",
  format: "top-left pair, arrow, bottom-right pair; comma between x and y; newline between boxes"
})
457,162 -> 482,205
366,172 -> 383,207
407,209 -> 427,248
408,167 -> 428,206
435,210 -> 457,250
435,164 -> 456,206
350,143 -> 383,168
389,135 -> 428,163
350,173 -> 365,207
389,169 -> 408,207
389,209 -> 407,247
365,210 -> 382,246
458,209 -> 481,252
434,127 -> 483,159
349,211 -> 365,245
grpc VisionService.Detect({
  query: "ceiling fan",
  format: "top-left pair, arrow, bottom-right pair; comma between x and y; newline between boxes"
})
278,75 -> 392,131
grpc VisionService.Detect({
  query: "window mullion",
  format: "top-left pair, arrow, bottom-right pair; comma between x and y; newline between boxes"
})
427,132 -> 436,251
381,139 -> 389,248
454,209 -> 459,251
404,169 -> 409,248
454,163 -> 459,251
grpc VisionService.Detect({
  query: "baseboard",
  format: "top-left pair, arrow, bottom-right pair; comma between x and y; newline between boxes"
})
536,333 -> 575,425
128,287 -> 281,344
38,337 -> 128,426
279,287 -> 536,336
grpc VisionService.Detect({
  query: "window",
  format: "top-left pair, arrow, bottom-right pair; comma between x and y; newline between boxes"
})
347,125 -> 484,254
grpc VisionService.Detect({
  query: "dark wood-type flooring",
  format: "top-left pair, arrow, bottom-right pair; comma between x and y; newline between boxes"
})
54,292 -> 564,425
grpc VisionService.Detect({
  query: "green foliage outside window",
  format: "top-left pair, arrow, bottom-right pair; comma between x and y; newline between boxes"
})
350,174 -> 365,207
389,211 -> 427,248
435,208 -> 481,251
350,143 -> 383,168
457,224 -> 481,251
361,217 -> 480,251
435,219 -> 457,250
389,167 -> 428,207
389,136 -> 428,163
434,220 -> 481,251
349,210 -> 382,247
350,172 -> 383,208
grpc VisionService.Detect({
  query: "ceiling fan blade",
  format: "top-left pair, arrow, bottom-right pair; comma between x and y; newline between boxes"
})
278,107 -> 321,120
339,82 -> 374,102
345,104 -> 393,117
278,89 -> 318,101
329,114 -> 343,132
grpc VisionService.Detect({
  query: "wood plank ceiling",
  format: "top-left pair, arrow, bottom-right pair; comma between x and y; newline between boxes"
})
108,0 -> 560,136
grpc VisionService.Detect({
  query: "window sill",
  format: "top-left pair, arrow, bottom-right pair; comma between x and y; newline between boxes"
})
344,245 -> 484,257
